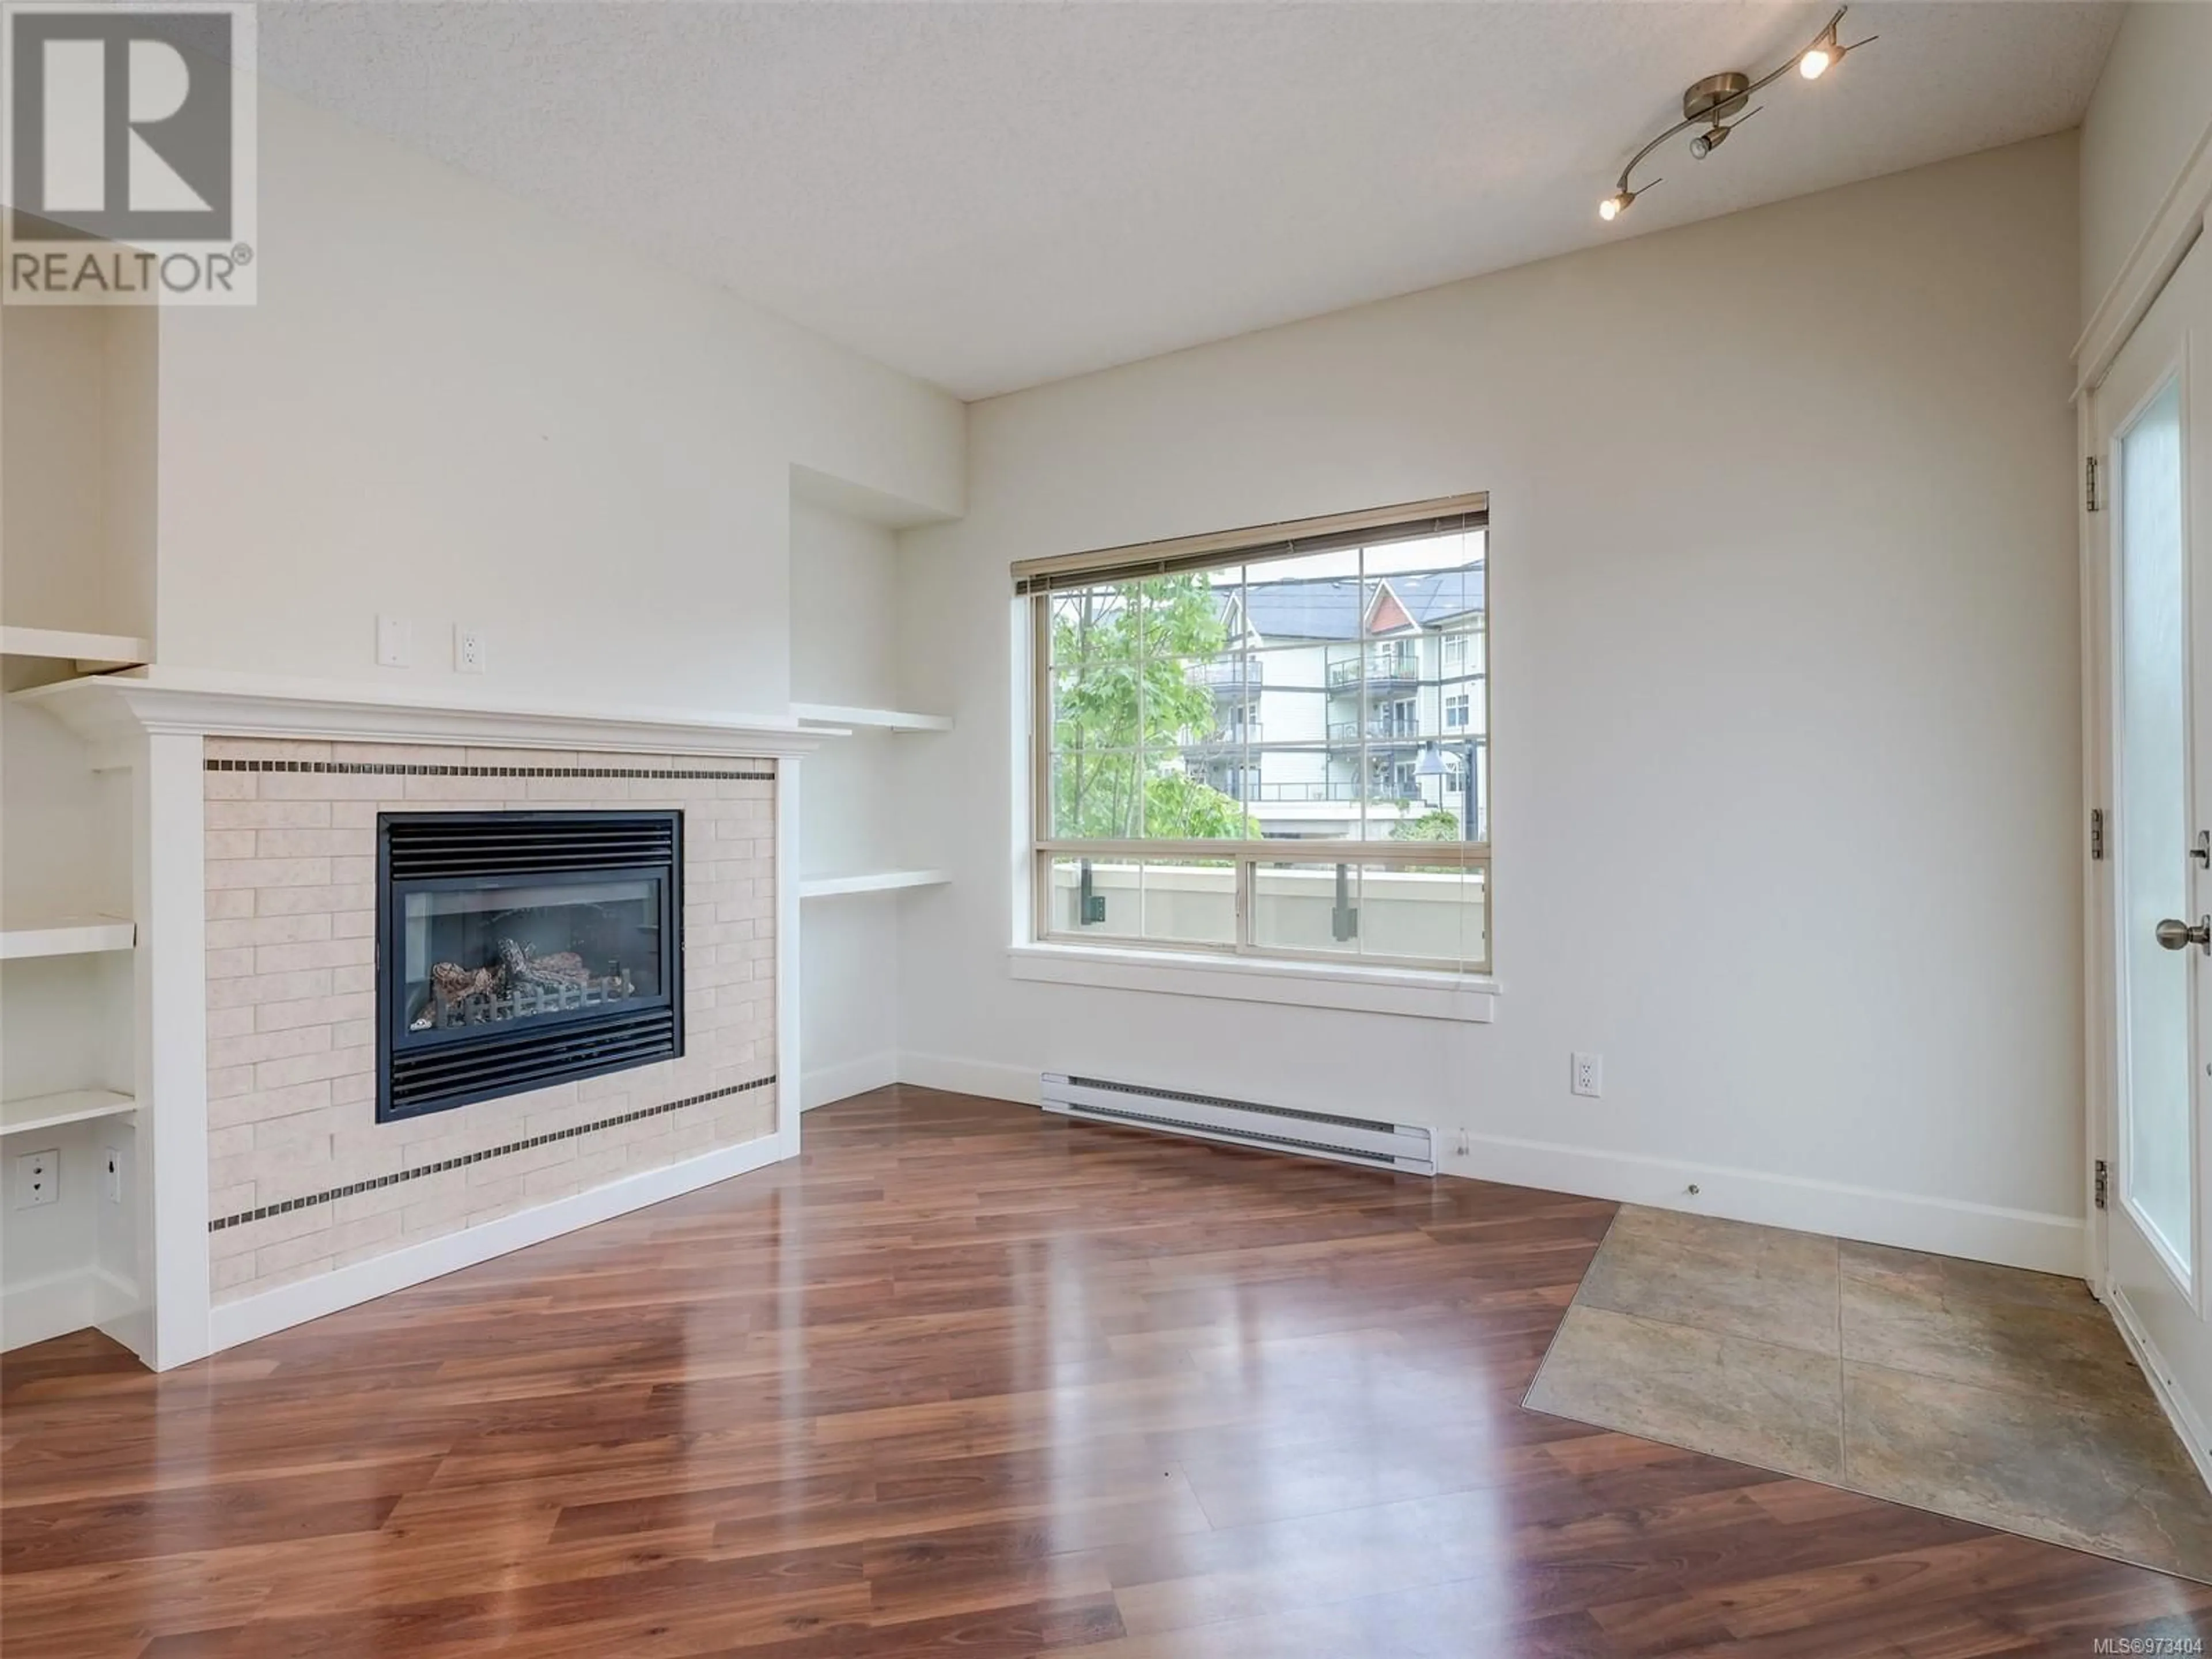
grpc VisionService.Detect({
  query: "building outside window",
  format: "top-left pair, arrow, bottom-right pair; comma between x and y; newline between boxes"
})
1016,495 -> 1490,972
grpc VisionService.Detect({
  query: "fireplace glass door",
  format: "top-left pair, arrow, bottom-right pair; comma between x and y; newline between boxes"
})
397,873 -> 666,1039
377,811 -> 683,1122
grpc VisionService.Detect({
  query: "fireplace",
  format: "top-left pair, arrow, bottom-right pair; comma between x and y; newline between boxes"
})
377,811 -> 684,1123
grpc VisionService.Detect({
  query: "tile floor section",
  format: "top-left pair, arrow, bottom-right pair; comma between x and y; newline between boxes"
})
1524,1205 -> 2212,1583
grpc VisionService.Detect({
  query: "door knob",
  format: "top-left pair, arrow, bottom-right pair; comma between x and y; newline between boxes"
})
2156,916 -> 2212,953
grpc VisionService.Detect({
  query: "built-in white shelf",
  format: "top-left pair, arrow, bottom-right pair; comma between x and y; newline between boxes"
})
0,626 -> 151,672
791,702 -> 953,734
0,1089 -> 137,1138
0,915 -> 137,960
798,869 -> 951,900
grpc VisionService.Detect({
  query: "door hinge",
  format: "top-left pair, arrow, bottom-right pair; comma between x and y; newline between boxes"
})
2087,455 -> 2102,513
2092,807 -> 2105,861
2095,1158 -> 2109,1210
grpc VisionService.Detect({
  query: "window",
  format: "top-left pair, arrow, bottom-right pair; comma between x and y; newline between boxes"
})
1016,493 -> 1490,973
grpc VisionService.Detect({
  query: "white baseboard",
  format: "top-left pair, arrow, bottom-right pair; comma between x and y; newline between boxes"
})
884,1054 -> 2084,1276
206,1134 -> 789,1355
2,1268 -> 93,1352
896,1050 -> 1040,1105
92,1266 -> 150,1361
2,1263 -> 141,1353
803,1050 -> 898,1111
2104,1283 -> 2212,1496
1445,1129 -> 2084,1277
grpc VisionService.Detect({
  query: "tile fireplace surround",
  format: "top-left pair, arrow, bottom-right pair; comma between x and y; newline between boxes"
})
202,737 -> 780,1305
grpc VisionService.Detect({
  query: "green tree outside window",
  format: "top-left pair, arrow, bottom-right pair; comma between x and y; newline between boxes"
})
1052,575 -> 1259,840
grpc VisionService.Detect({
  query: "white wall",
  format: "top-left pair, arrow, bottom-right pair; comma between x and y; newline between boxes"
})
792,497 -> 906,1102
897,134 -> 2085,1269
2080,1 -> 2212,333
0,297 -> 157,642
150,86 -> 964,711
792,497 -> 903,711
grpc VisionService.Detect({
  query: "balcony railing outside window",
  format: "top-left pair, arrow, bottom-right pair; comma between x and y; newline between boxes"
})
1327,715 -> 1423,743
1249,780 -> 1403,804
1183,724 -> 1263,750
1326,645 -> 1421,690
1186,658 -> 1264,693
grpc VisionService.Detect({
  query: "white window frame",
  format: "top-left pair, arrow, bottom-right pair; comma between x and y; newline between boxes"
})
1018,494 -> 1492,979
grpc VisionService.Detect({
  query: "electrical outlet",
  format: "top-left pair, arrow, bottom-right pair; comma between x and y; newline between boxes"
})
103,1145 -> 123,1205
376,615 -> 412,668
1453,1129 -> 1472,1158
14,1148 -> 59,1209
454,624 -> 486,673
1571,1051 -> 1604,1098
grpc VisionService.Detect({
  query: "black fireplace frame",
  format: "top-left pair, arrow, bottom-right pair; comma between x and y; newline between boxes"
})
376,810 -> 685,1124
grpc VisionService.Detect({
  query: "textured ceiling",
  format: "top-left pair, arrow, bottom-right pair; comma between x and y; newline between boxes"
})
259,2 -> 2120,399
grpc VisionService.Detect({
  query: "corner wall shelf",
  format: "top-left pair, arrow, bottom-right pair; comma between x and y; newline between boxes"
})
1,916 -> 137,960
791,703 -> 952,734
1,1089 -> 137,1138
0,626 -> 151,672
799,869 -> 951,900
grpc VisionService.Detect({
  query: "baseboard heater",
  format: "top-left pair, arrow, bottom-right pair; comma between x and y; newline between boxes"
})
1041,1073 -> 1435,1176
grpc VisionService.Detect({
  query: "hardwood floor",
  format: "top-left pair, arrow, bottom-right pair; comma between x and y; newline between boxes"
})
5,1086 -> 2210,1657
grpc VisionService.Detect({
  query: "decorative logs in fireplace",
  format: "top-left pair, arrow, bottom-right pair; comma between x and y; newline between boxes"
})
413,941 -> 638,1032
414,946 -> 632,1026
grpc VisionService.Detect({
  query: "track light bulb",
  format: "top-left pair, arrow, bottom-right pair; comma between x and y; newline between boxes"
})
1800,25 -> 1851,80
1599,192 -> 1627,222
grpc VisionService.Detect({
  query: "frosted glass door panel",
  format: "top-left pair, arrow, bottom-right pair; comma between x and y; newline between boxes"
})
2118,374 -> 2194,1279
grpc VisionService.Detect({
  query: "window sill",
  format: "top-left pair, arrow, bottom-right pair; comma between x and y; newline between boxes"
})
1006,942 -> 1498,1023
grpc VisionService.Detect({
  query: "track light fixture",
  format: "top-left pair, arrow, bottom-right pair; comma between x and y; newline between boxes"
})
1599,6 -> 1875,224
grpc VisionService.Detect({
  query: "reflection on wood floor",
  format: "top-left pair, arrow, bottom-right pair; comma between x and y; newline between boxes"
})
6,1087 -> 2211,1655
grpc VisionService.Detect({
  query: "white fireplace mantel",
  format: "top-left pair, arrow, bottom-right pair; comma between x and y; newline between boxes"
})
13,666 -> 839,763
8,664 -> 813,1372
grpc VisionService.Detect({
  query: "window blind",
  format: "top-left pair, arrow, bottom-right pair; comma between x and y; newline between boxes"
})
1011,491 -> 1488,596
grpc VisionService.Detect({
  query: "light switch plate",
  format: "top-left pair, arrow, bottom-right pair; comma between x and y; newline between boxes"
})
376,615 -> 412,668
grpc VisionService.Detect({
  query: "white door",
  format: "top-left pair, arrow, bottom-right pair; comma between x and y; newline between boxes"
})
2099,233 -> 2212,1453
